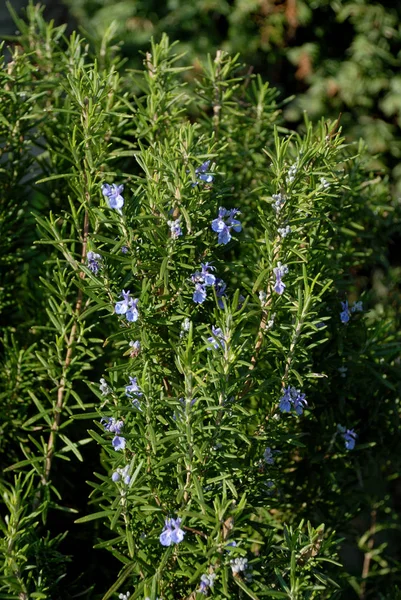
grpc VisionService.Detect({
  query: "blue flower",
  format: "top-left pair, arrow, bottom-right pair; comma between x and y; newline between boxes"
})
191,263 -> 216,304
159,517 -> 185,546
101,417 -> 124,434
279,392 -> 291,413
201,263 -> 216,286
167,218 -> 182,239
263,447 -> 274,465
338,425 -> 357,450
121,245 -> 129,254
214,278 -> 227,308
207,326 -> 226,350
351,301 -> 363,313
125,376 -> 143,401
273,262 -> 288,295
340,301 -> 351,324
279,386 -> 307,415
102,183 -> 124,211
211,207 -> 242,245
193,283 -> 207,304
199,573 -> 216,595
112,436 -> 126,451
115,290 -> 139,322
192,160 -> 214,186
87,251 -> 102,274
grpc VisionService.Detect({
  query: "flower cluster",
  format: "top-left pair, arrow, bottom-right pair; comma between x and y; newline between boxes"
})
115,290 -> 139,323
278,225 -> 291,238
159,517 -> 185,546
112,464 -> 131,484
87,251 -> 102,274
230,557 -> 251,580
193,160 -> 214,185
167,218 -> 182,239
180,317 -> 190,337
199,572 -> 216,595
211,207 -> 242,245
102,183 -> 124,211
118,592 -> 130,600
287,162 -> 298,184
279,386 -> 308,415
272,193 -> 286,213
101,416 -> 127,452
191,263 -> 216,304
273,262 -> 289,295
207,326 -> 226,350
338,425 -> 357,450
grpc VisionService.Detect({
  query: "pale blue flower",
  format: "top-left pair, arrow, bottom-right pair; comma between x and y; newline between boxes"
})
211,207 -> 242,245
112,464 -> 131,484
214,278 -> 227,308
201,263 -> 216,286
273,262 -> 288,295
279,386 -> 307,415
263,447 -> 274,465
340,301 -> 350,324
112,436 -> 126,451
167,218 -> 182,239
192,160 -> 214,186
193,284 -> 207,304
338,425 -> 357,450
102,183 -> 124,211
191,263 -> 216,304
87,251 -> 102,274
125,376 -> 143,399
351,301 -> 363,313
115,290 -> 139,322
199,573 -> 216,595
159,517 -> 185,546
101,417 -> 124,434
207,326 -> 225,350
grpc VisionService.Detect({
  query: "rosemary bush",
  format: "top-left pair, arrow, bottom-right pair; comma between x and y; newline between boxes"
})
1,3 -> 400,599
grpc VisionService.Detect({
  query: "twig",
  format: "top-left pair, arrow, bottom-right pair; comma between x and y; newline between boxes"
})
360,510 -> 377,600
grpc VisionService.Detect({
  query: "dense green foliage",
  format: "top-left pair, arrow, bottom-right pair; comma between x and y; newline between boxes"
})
62,0 -> 401,194
0,2 -> 401,600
